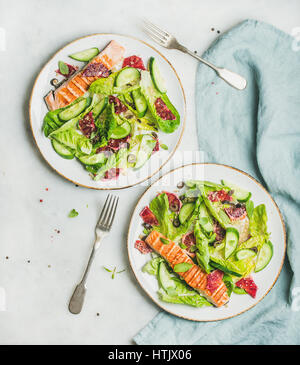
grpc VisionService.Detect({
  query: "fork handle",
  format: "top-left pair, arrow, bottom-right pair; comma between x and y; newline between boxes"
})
68,282 -> 87,314
68,245 -> 97,314
185,49 -> 247,90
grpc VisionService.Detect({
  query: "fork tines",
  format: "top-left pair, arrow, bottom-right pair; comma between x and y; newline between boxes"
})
142,19 -> 170,47
97,194 -> 119,231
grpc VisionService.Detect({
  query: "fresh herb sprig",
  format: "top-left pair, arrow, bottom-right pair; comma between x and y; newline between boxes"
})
103,266 -> 126,279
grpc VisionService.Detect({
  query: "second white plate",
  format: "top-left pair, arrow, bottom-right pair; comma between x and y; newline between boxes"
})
127,163 -> 286,321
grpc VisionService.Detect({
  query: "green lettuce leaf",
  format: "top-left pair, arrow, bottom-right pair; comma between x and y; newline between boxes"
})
149,193 -> 198,241
52,128 -> 92,155
194,221 -> 210,273
106,104 -> 118,139
142,256 -> 164,276
93,147 -> 127,180
89,72 -> 117,95
149,193 -> 176,238
43,109 -> 64,137
158,277 -> 211,308
43,97 -> 87,136
140,71 -> 180,134
143,256 -> 211,308
249,204 -> 269,237
238,235 -> 265,251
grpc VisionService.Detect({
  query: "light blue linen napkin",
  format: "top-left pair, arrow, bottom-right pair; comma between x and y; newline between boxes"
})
134,19 -> 300,345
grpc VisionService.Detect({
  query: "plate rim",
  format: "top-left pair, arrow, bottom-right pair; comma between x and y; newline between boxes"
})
29,33 -> 186,190
127,162 -> 287,322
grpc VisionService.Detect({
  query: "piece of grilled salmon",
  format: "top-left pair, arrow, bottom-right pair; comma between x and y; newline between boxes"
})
44,40 -> 125,110
145,230 -> 229,307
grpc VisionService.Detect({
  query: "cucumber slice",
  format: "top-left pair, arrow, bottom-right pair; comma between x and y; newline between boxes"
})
92,97 -> 108,119
158,262 -> 176,292
236,248 -> 257,261
179,203 -> 195,224
221,179 -> 251,202
149,57 -> 167,93
110,121 -> 131,139
69,47 -> 99,62
199,202 -> 214,233
51,139 -> 74,159
255,241 -> 273,272
225,227 -> 239,259
132,89 -> 147,117
78,153 -> 106,166
134,135 -> 156,170
115,67 -> 140,87
58,98 -> 88,121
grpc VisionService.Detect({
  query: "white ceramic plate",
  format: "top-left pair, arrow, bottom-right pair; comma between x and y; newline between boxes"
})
127,163 -> 286,321
29,34 -> 186,189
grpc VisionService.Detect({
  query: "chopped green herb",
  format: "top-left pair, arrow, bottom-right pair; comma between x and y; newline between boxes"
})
160,237 -> 170,245
112,267 -> 116,279
103,266 -> 125,278
103,266 -> 112,272
160,144 -> 168,150
179,243 -> 187,250
68,209 -> 79,218
58,60 -> 69,75
174,263 -> 193,273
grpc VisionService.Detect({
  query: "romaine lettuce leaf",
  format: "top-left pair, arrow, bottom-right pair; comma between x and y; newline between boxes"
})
52,129 -> 92,155
106,104 -> 118,139
194,221 -> 210,273
93,147 -> 127,180
149,193 -> 198,241
158,277 -> 211,308
93,153 -> 116,180
238,235 -> 265,250
149,193 -> 176,238
143,256 -> 211,307
43,109 -> 64,137
43,97 -> 88,136
142,256 -> 164,276
89,72 -> 117,95
249,204 -> 269,237
140,71 -> 180,134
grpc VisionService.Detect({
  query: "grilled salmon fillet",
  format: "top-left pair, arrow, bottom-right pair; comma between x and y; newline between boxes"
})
45,40 -> 125,110
145,230 -> 229,307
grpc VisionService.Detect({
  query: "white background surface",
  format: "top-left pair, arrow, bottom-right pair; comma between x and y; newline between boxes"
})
0,0 -> 298,345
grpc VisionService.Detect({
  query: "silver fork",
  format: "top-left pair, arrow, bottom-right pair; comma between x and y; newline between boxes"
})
143,19 -> 247,90
68,194 -> 119,314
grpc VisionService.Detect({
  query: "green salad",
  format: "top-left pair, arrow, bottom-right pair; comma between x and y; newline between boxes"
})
42,49 -> 180,181
137,179 -> 273,307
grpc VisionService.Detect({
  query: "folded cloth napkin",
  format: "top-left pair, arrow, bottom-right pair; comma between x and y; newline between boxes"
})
134,19 -> 300,345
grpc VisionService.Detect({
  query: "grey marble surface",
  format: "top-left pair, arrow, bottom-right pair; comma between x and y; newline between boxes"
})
0,0 -> 299,345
